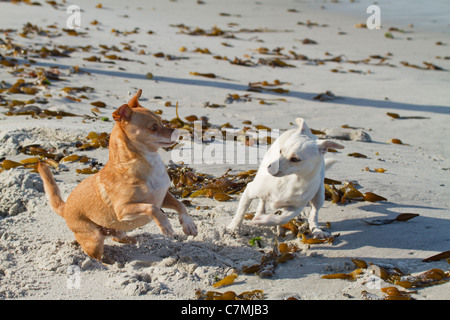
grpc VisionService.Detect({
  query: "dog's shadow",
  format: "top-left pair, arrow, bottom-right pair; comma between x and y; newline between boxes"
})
266,201 -> 449,281
329,201 -> 448,252
91,201 -> 448,288
100,229 -> 269,271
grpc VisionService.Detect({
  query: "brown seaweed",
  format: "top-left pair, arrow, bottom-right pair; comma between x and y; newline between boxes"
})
389,138 -> 408,145
76,168 -> 99,174
6,106 -> 80,118
195,289 -> 265,300
386,112 -> 429,120
381,287 -> 412,300
362,192 -> 387,202
362,287 -> 412,300
325,258 -> 449,295
301,233 -> 338,245
212,274 -> 238,288
257,58 -> 295,68
77,131 -> 110,150
228,57 -> 256,67
167,162 -> 256,201
172,23 -> 292,39
361,213 -> 418,225
247,85 -> 289,94
189,71 -> 216,78
351,259 -> 368,269
324,180 -> 388,205
348,152 -> 368,158
91,101 -> 106,108
225,93 -> 253,103
297,20 -> 328,28
313,91 -> 338,101
401,61 -> 445,71
299,38 -> 317,45
422,251 -> 450,263
20,145 -> 57,159
1,159 -> 23,170
395,269 -> 449,289
242,240 -> 294,277
62,86 -> 94,94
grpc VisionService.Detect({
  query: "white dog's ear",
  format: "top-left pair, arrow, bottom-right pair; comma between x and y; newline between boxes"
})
295,118 -> 312,135
318,140 -> 344,154
295,118 -> 304,128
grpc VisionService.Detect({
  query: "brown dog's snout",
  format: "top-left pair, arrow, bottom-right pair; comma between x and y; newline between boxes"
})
158,126 -> 179,143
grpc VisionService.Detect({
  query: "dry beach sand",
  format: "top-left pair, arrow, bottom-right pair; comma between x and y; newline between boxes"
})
0,0 -> 449,300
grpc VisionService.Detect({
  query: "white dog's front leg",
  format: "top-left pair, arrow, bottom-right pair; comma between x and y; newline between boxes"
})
308,186 -> 330,239
227,187 -> 253,232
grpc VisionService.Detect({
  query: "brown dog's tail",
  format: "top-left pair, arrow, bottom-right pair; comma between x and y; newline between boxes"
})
37,162 -> 65,217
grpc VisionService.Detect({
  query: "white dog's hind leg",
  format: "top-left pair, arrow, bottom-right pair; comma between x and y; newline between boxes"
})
308,185 -> 331,239
253,199 -> 266,220
227,187 -> 253,232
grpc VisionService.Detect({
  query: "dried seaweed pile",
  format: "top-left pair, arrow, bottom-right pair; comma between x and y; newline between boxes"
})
1,15 -> 445,125
169,22 -> 446,73
0,131 -> 109,174
167,161 -> 256,202
0,76 -> 109,121
324,179 -> 387,204
0,21 -> 161,118
187,43 -> 402,71
175,34 -> 446,74
195,272 -> 265,300
241,241 -> 298,278
170,24 -> 293,39
195,288 -> 265,301
322,258 -> 450,300
158,102 -> 280,151
168,23 -> 447,76
194,241 -> 298,300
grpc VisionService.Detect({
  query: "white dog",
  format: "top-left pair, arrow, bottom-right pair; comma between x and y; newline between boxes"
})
227,118 -> 344,238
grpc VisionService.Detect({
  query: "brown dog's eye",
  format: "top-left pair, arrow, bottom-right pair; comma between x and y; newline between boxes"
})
290,156 -> 301,162
149,124 -> 158,132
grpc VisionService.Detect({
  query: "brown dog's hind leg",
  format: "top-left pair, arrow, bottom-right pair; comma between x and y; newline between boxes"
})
72,223 -> 105,261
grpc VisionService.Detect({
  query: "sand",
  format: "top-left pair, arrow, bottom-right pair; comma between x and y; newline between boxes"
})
0,0 -> 449,300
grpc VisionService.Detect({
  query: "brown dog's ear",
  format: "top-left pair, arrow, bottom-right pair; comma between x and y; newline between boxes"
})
127,89 -> 142,108
112,104 -> 133,122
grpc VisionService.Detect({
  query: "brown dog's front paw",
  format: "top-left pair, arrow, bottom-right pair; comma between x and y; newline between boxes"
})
180,214 -> 198,236
159,220 -> 174,236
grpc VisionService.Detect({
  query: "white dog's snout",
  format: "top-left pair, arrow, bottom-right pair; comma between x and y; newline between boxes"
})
171,129 -> 180,141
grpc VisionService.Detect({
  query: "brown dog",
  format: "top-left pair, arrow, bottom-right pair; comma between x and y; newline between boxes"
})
38,90 -> 197,261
